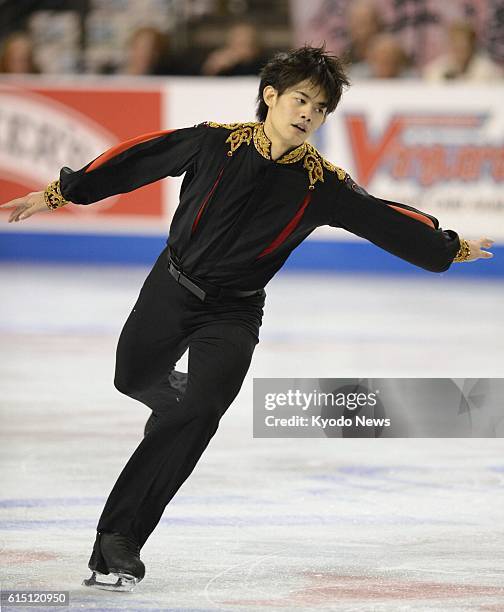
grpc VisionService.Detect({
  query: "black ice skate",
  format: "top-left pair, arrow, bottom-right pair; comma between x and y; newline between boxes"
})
82,531 -> 145,592
144,369 -> 188,437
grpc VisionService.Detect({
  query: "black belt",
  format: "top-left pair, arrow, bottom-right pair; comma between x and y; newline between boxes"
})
166,250 -> 264,302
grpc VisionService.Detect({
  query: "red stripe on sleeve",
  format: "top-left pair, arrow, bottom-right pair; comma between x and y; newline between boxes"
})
85,130 -> 175,173
387,204 -> 435,229
257,192 -> 313,259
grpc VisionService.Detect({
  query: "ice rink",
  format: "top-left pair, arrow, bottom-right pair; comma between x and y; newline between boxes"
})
1,262 -> 503,611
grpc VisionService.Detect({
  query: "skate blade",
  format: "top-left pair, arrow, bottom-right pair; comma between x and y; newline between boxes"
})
82,570 -> 138,592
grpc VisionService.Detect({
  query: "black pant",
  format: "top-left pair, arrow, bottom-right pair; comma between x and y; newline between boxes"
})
96,246 -> 265,547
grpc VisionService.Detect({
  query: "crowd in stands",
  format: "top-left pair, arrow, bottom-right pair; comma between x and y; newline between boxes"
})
340,0 -> 502,80
0,0 -> 502,81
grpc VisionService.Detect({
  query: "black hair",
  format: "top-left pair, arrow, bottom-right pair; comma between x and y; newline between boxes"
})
256,45 -> 350,122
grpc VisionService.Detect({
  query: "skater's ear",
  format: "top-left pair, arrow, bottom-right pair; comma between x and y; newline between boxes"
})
262,85 -> 279,111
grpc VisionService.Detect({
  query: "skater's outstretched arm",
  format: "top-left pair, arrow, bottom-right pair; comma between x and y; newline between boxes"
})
329,173 -> 494,272
0,124 -> 207,222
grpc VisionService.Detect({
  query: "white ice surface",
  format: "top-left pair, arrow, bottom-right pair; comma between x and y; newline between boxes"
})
1,263 -> 503,611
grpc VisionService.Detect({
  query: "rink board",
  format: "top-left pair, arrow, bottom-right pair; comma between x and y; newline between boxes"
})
0,230 -> 502,277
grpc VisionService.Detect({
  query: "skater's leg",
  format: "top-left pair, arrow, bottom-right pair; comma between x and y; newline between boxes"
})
143,370 -> 188,436
84,249 -> 194,589
97,322 -> 258,547
113,247 -> 190,413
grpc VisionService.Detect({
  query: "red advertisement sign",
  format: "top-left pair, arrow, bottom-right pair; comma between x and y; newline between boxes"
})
0,83 -> 163,218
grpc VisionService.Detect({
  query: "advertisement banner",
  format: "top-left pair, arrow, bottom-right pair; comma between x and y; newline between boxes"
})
0,78 -> 501,273
0,80 -> 165,232
321,83 -> 504,241
167,79 -> 504,244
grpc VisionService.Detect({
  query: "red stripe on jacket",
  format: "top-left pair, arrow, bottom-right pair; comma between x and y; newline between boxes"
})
257,192 -> 313,259
85,130 -> 175,173
191,167 -> 225,234
387,204 -> 435,229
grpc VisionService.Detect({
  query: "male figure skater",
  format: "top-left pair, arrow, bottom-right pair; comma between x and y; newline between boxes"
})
1,46 -> 494,591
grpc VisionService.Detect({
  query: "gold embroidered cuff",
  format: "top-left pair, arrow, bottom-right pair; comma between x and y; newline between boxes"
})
453,238 -> 471,262
44,179 -> 69,210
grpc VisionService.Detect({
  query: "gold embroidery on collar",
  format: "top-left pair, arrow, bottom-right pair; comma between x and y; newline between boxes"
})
253,122 -> 307,164
207,121 -> 346,188
277,141 -> 307,164
252,122 -> 271,159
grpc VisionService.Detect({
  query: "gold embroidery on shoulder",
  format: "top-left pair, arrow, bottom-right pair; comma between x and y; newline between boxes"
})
321,157 -> 346,181
303,144 -> 324,190
301,144 -> 347,189
227,125 -> 254,155
208,122 -> 259,156
207,121 -> 257,130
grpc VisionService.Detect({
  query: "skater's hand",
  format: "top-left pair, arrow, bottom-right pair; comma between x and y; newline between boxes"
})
463,237 -> 494,262
0,191 -> 48,223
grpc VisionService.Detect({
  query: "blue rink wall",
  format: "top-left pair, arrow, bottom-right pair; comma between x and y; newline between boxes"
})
0,231 -> 501,278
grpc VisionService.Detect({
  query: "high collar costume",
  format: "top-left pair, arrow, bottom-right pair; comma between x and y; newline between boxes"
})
60,121 -> 460,289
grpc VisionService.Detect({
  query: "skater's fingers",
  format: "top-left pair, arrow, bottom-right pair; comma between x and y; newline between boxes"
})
7,205 -> 28,223
2,191 -> 41,213
464,238 -> 495,262
2,199 -> 32,223
5,192 -> 49,223
475,238 -> 494,260
8,207 -> 26,223
17,205 -> 41,221
12,204 -> 38,223
479,238 -> 494,249
8,203 -> 36,223
0,197 -> 30,210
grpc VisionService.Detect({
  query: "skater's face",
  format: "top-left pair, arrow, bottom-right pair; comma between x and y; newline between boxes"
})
262,79 -> 328,146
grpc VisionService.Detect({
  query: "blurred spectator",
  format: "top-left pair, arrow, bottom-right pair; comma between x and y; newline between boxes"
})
123,27 -> 170,75
366,34 -> 411,78
114,26 -> 196,76
100,26 -> 192,76
353,34 -> 412,79
344,0 -> 384,77
0,31 -> 40,74
423,22 -> 503,81
291,0 -> 502,74
200,21 -> 267,76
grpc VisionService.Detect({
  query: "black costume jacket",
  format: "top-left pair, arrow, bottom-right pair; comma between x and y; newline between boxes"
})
59,121 -> 460,289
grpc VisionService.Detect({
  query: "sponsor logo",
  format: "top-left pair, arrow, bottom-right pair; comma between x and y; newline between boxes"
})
345,114 -> 503,187
0,87 -> 115,185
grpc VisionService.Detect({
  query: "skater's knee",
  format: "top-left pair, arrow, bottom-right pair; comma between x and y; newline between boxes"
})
114,372 -> 140,398
114,376 -> 130,396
